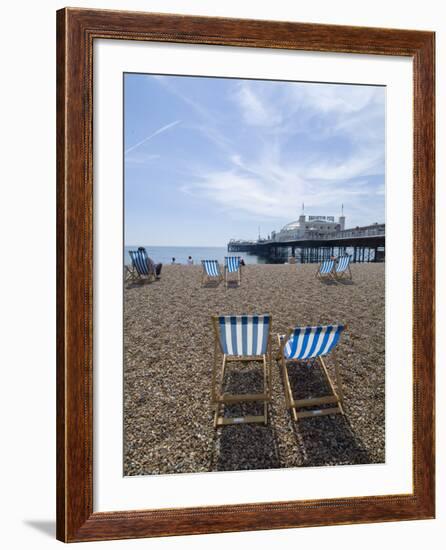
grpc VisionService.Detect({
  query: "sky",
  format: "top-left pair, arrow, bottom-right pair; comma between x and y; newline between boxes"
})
124,74 -> 385,247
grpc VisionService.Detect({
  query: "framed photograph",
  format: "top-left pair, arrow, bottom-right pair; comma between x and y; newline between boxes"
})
56,8 -> 435,542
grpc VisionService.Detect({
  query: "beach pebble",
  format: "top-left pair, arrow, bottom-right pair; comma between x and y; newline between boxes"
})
124,263 -> 385,475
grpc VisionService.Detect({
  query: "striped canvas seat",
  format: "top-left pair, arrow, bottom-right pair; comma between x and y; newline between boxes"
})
282,325 -> 344,360
334,255 -> 352,280
225,256 -> 241,273
319,259 -> 334,274
202,260 -> 220,277
129,249 -> 149,276
201,259 -> 222,286
316,258 -> 335,281
336,256 -> 350,273
217,315 -> 271,356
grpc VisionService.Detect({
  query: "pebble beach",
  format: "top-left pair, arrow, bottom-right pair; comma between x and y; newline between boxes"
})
124,263 -> 385,476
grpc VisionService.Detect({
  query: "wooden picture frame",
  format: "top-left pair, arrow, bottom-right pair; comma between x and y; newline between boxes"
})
56,7 -> 435,542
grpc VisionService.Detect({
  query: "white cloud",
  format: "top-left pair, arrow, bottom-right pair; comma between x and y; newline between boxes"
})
147,76 -> 385,226
183,150 -> 380,222
303,149 -> 384,180
183,171 -> 281,215
291,83 -> 383,114
288,83 -> 385,144
232,82 -> 282,127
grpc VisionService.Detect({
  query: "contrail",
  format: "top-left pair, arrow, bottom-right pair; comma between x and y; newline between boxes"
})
125,120 -> 181,154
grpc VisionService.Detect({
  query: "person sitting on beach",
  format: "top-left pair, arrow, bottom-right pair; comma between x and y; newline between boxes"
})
171,257 -> 176,264
240,258 -> 246,266
138,247 -> 162,279
187,256 -> 194,265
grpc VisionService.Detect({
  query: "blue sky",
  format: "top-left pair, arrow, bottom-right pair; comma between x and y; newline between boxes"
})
124,74 -> 385,246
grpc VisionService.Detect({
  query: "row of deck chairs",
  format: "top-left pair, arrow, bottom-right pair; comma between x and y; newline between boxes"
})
316,255 -> 352,281
126,252 -> 242,287
211,314 -> 346,428
202,256 -> 242,287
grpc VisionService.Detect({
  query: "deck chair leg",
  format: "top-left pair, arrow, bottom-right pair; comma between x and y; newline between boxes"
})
332,350 -> 345,412
319,356 -> 343,414
263,354 -> 268,425
213,404 -> 220,428
213,355 -> 228,427
282,359 -> 297,420
263,356 -> 268,425
335,365 -> 345,414
268,341 -> 273,400
279,357 -> 290,408
211,343 -> 219,424
219,355 -> 227,395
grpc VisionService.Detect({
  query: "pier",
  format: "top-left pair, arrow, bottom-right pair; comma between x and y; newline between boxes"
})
228,223 -> 385,263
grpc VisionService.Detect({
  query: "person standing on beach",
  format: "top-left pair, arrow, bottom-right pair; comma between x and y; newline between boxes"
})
138,247 -> 162,279
187,256 -> 194,265
171,257 -> 176,264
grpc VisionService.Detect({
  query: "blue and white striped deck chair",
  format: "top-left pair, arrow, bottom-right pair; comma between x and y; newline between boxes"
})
224,256 -> 242,287
277,324 -> 346,421
201,260 -> 222,285
128,249 -> 155,283
334,255 -> 352,280
211,314 -> 272,427
316,258 -> 335,280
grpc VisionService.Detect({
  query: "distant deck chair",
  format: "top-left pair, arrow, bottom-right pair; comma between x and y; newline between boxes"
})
128,249 -> 156,283
334,255 -> 352,280
316,259 -> 335,280
277,324 -> 346,421
211,315 -> 272,427
201,260 -> 222,285
224,256 -> 242,287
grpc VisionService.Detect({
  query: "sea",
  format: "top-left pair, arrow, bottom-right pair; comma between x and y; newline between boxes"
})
124,246 -> 267,266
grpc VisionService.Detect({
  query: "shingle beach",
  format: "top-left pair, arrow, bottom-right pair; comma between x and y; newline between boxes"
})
124,263 -> 385,476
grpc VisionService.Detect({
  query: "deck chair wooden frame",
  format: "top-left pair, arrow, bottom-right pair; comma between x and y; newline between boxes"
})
334,255 -> 352,281
315,258 -> 335,281
211,315 -> 272,427
277,325 -> 347,421
224,256 -> 242,288
125,264 -> 138,283
201,260 -> 223,286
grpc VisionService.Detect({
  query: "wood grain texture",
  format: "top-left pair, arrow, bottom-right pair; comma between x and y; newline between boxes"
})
56,7 -> 435,542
